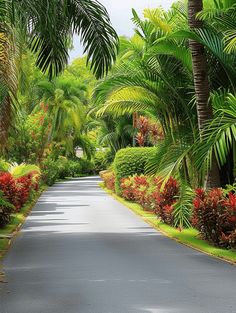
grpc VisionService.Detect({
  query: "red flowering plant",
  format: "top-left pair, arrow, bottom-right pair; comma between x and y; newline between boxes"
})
0,169 -> 40,212
0,172 -> 21,210
151,177 -> 179,226
15,172 -> 40,208
192,188 -> 236,248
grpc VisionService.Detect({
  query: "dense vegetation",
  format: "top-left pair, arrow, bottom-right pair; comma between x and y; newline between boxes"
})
1,0 -> 236,252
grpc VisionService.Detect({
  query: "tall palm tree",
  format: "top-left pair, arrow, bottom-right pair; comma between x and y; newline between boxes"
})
188,0 -> 220,188
0,0 -> 119,151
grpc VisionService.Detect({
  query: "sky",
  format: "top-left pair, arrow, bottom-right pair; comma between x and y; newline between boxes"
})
69,0 -> 175,61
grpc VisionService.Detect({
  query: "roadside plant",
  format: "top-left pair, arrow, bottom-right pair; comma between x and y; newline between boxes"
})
0,191 -> 14,227
192,188 -> 236,248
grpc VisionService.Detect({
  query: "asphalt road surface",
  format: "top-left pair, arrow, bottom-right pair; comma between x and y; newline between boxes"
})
1,177 -> 236,313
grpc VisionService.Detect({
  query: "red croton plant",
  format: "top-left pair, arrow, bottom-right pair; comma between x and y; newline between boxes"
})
102,172 -> 236,248
192,188 -> 236,249
0,172 -> 39,212
120,175 -> 179,226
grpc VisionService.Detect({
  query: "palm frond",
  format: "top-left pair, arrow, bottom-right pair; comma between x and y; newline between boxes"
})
15,0 -> 118,79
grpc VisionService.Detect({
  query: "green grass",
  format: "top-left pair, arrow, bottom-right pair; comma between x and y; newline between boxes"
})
101,184 -> 236,265
0,186 -> 47,259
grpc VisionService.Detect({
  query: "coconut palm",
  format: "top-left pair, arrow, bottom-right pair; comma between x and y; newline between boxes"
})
187,0 -> 221,188
94,7 -> 200,186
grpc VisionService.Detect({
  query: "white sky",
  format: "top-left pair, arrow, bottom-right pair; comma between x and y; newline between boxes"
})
70,0 -> 175,61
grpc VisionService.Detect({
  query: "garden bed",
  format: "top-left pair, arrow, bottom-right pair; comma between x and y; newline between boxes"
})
101,184 -> 236,265
0,186 -> 47,259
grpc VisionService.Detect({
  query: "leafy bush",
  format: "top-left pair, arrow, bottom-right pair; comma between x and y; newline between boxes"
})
0,191 -> 14,228
41,156 -> 95,185
0,159 -> 10,172
57,156 -> 72,179
0,170 -> 40,212
100,170 -> 115,192
119,174 -> 180,226
79,158 -> 95,175
93,150 -> 113,173
0,172 -> 21,210
67,161 -> 82,177
16,173 -> 39,207
40,158 -> 59,186
114,147 -> 156,194
120,175 -> 150,206
151,177 -> 179,226
9,163 -> 40,179
192,188 -> 236,248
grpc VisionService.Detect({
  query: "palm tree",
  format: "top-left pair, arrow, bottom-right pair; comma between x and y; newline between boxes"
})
188,0 -> 220,188
0,0 -> 119,151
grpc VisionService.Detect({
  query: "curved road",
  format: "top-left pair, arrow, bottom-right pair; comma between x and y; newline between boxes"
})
1,177 -> 236,313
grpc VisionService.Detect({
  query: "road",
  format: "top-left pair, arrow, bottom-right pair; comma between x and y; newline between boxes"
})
1,177 -> 236,313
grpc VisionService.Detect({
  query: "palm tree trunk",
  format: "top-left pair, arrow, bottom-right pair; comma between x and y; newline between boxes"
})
188,0 -> 220,188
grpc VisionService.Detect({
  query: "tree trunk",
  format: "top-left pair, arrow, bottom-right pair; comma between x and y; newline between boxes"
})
188,0 -> 220,188
0,96 -> 11,155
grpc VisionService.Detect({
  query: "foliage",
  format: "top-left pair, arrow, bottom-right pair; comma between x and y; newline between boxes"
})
151,177 -> 180,226
9,163 -> 40,179
40,157 -> 59,186
0,191 -> 14,227
173,184 -> 194,229
79,158 -> 95,175
0,172 -> 21,210
57,157 -> 83,179
114,147 -> 156,194
0,159 -> 10,172
119,174 -> 180,227
135,116 -> 163,147
100,170 -> 115,192
120,175 -> 151,206
93,149 -> 113,173
0,169 -> 39,212
192,188 -> 236,248
8,103 -> 51,163
5,0 -> 119,78
93,1 -> 236,188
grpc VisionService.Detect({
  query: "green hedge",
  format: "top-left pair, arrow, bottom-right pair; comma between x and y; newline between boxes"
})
114,147 -> 156,194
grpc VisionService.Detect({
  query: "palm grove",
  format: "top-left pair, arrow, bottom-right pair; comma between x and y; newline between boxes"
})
1,0 -> 236,246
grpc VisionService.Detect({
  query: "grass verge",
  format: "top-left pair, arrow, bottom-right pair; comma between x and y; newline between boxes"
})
101,184 -> 236,265
0,186 -> 47,259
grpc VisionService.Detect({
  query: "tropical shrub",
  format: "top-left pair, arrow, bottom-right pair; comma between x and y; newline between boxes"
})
120,176 -> 136,201
57,156 -> 72,179
119,174 -> 179,226
0,159 -> 10,172
114,147 -> 156,194
9,163 -> 40,179
93,149 -> 113,173
152,177 -> 179,226
120,175 -> 150,206
0,170 -> 40,211
0,172 -> 21,210
192,188 -> 236,249
100,170 -> 115,192
79,158 -> 95,175
40,158 -> 59,186
0,191 -> 14,228
67,161 -> 82,177
16,173 -> 40,207
57,158 -> 84,178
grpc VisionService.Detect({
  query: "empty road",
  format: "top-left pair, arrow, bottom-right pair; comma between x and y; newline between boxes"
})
1,177 -> 236,313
